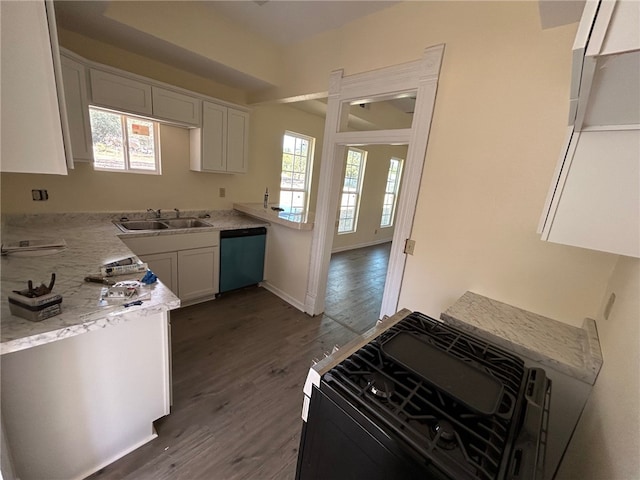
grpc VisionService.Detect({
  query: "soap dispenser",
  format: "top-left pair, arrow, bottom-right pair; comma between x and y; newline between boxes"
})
263,187 -> 269,208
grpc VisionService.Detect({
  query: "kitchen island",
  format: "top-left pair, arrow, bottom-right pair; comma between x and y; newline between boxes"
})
0,210 -> 266,480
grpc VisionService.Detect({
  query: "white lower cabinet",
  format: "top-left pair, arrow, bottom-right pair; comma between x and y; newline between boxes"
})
1,311 -> 171,480
178,247 -> 219,302
140,251 -> 178,294
121,231 -> 220,305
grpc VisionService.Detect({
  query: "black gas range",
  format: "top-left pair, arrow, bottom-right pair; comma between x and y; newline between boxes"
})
296,310 -> 551,480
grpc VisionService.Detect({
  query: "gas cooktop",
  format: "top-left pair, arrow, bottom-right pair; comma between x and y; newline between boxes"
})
297,310 -> 551,480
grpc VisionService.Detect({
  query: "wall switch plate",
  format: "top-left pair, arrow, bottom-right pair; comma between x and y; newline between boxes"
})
32,189 -> 48,201
404,239 -> 416,255
219,187 -> 226,198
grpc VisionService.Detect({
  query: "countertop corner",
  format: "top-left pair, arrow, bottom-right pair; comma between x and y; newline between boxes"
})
440,291 -> 603,385
233,203 -> 314,231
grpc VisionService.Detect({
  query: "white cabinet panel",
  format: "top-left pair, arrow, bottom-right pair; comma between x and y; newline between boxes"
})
227,108 -> 250,173
0,1 -> 68,174
141,251 -> 178,295
90,69 -> 152,116
190,101 -> 249,174
61,55 -> 94,161
152,87 -> 201,125
121,232 -> 220,304
546,130 -> 640,257
178,247 -> 219,302
201,102 -> 226,171
1,311 -> 170,480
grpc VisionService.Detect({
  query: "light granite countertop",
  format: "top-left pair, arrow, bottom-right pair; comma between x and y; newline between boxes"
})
0,210 -> 268,355
440,291 -> 603,385
234,203 -> 314,231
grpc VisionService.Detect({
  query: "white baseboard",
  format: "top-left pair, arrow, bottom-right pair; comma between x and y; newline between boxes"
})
72,430 -> 158,480
331,239 -> 392,254
260,282 -> 306,313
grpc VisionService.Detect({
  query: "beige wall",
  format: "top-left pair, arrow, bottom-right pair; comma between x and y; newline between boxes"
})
267,0 -> 619,326
0,105 -> 324,217
556,256 -> 640,479
332,144 -> 407,252
102,2 -> 282,89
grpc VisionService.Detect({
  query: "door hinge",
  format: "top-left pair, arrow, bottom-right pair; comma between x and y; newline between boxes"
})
404,238 -> 416,255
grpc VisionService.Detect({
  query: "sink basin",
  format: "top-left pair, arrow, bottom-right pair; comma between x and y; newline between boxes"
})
116,220 -> 169,231
162,218 -> 212,229
114,217 -> 212,232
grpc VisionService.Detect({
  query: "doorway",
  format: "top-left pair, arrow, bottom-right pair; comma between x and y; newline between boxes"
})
324,142 -> 408,332
304,44 -> 445,319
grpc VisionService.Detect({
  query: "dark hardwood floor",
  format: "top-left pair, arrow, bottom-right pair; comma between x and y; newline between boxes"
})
325,242 -> 391,334
88,243 -> 390,480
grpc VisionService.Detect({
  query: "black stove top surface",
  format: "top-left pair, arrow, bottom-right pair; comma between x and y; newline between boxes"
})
323,312 -> 533,480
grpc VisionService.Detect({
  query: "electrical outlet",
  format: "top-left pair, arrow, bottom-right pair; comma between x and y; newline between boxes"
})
219,187 -> 226,198
404,239 -> 416,255
32,189 -> 48,201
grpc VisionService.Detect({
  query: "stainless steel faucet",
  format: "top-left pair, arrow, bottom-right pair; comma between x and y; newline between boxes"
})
147,208 -> 161,219
174,208 -> 180,218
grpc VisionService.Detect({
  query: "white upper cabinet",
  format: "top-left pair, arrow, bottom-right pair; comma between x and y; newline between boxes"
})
61,55 -> 94,161
90,69 -> 153,116
227,108 -> 250,174
539,0 -> 640,258
1,1 -> 69,174
151,87 -> 201,126
190,102 -> 250,174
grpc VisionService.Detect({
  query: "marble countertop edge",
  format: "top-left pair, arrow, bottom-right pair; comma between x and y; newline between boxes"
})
440,291 -> 603,385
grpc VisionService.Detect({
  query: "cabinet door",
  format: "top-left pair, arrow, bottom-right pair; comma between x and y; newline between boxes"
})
61,55 -> 94,161
201,102 -> 227,172
0,1 -> 67,174
545,129 -> 640,257
178,246 -> 219,302
90,69 -> 152,116
227,108 -> 250,173
152,87 -> 201,126
140,252 -> 178,295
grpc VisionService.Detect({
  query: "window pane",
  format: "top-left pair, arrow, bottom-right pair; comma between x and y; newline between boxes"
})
380,158 -> 403,228
127,117 -> 155,170
280,131 -> 315,212
90,109 -> 125,170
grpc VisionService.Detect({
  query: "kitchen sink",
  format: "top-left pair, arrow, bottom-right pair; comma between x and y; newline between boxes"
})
116,220 -> 169,231
114,217 -> 213,232
161,218 -> 212,229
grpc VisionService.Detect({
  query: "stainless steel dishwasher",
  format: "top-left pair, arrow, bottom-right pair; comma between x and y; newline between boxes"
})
219,227 -> 267,293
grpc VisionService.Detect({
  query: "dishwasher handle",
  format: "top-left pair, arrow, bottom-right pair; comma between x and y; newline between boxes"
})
220,227 -> 267,239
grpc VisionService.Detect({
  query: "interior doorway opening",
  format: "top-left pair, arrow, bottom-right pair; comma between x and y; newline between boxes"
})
305,44 -> 445,319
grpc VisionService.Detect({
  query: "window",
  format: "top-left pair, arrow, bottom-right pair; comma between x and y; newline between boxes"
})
380,157 -> 404,227
338,148 -> 367,234
89,107 -> 160,173
280,131 -> 315,212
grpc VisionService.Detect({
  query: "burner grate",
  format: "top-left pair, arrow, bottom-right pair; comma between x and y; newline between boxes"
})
324,312 -> 527,480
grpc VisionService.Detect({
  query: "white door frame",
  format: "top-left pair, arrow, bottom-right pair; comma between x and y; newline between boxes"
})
305,44 -> 445,318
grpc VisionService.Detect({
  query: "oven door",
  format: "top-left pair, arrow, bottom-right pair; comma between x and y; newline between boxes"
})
296,382 -> 450,480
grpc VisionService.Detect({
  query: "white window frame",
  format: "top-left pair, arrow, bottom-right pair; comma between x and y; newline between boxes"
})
338,147 -> 367,234
89,106 -> 161,174
380,157 -> 404,228
279,131 -> 315,213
